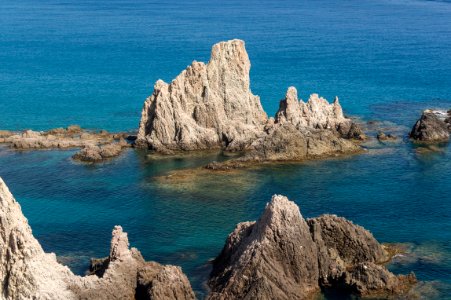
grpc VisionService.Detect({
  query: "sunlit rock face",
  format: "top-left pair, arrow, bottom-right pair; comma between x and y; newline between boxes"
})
136,39 -> 268,153
0,177 -> 195,300
136,39 -> 364,158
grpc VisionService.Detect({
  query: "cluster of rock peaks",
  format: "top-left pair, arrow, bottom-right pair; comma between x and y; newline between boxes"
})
208,195 -> 416,299
0,177 -> 195,300
136,39 -> 364,159
0,177 -> 416,299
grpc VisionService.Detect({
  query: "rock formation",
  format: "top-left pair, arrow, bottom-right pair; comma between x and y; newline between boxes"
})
208,195 -> 416,299
137,40 -> 364,162
274,87 -> 364,140
0,126 -> 132,163
136,39 -> 267,153
377,131 -> 397,141
0,177 -> 194,300
0,126 -> 129,151
72,139 -> 128,162
208,195 -> 319,300
410,109 -> 451,142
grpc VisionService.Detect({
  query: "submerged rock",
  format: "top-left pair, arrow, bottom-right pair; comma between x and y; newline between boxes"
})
0,177 -> 195,300
136,39 -> 363,163
377,131 -> 397,141
209,195 -> 416,299
410,109 -> 450,142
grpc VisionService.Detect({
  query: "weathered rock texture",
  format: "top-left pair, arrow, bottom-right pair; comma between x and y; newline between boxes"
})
410,109 -> 451,142
274,87 -> 363,140
0,177 -> 194,300
137,40 -> 363,161
208,195 -> 415,299
0,126 -> 132,163
136,39 -> 267,153
72,139 -> 128,162
0,126 -> 130,151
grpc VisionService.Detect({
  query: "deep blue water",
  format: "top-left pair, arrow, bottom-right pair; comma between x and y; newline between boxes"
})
0,0 -> 451,298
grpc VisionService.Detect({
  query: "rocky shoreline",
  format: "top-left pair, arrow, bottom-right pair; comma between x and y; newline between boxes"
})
0,177 -> 419,299
0,126 -> 134,162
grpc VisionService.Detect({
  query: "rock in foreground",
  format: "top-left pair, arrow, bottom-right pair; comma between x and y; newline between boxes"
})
410,109 -> 451,142
209,195 -> 416,299
0,177 -> 195,300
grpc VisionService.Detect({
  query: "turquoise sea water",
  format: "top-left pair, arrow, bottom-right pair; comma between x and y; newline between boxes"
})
0,0 -> 451,298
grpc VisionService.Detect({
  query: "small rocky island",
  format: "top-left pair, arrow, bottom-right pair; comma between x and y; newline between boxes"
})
136,39 -> 365,166
0,126 -> 131,162
0,177 -> 416,299
410,109 -> 451,143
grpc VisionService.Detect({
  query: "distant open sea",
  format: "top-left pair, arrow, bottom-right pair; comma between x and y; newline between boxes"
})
0,0 -> 450,298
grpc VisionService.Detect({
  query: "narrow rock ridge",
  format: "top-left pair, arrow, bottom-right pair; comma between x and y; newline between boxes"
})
137,39 -> 364,158
0,177 -> 195,300
410,109 -> 451,142
208,195 -> 416,299
0,126 -> 132,162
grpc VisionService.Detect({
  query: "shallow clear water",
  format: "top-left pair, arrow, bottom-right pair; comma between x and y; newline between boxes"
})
0,0 -> 451,298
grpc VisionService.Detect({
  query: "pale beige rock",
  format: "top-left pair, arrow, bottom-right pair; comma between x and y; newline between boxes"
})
0,178 -> 195,300
137,40 -> 363,162
136,39 -> 268,152
275,87 -> 348,131
0,177 -> 76,300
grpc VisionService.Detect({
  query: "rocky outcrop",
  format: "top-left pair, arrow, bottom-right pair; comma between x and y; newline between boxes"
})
0,126 -> 129,151
136,39 -> 267,153
137,40 -> 363,162
377,131 -> 397,141
209,195 -> 415,299
208,195 -> 319,300
0,178 -> 75,299
275,87 -> 364,140
72,139 -> 128,162
410,109 -> 451,142
0,177 -> 194,300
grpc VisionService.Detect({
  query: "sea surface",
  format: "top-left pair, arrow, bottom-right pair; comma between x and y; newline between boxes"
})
0,0 -> 451,298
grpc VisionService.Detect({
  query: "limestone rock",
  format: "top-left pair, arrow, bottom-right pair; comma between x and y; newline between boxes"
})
136,39 -> 267,152
307,214 -> 389,285
0,127 -> 125,151
208,195 -> 320,300
275,87 -> 346,131
246,123 -> 360,161
0,177 -> 195,300
377,131 -> 397,141
137,263 -> 195,300
209,195 -> 416,299
410,109 -> 450,142
0,177 -> 76,299
72,142 -> 126,163
341,262 -> 416,297
136,40 -> 364,164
